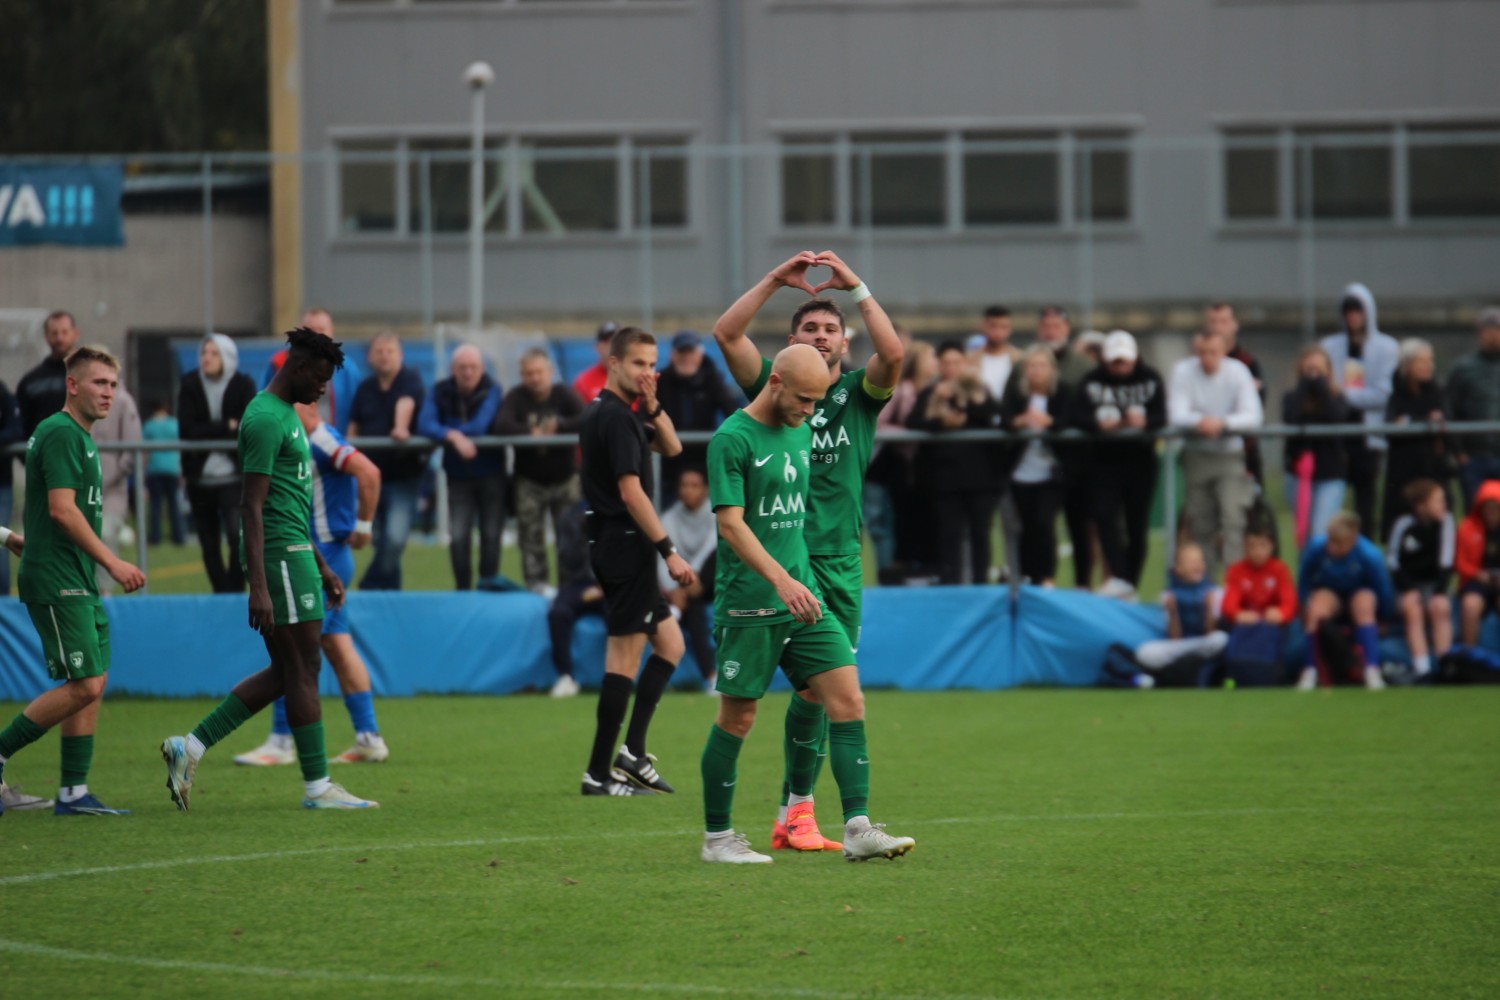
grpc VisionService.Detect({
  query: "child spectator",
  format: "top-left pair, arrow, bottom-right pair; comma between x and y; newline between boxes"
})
1220,525 -> 1297,685
656,467 -> 717,691
1298,512 -> 1396,690
1387,478 -> 1455,678
142,399 -> 185,546
1131,542 -> 1228,681
1456,480 -> 1500,648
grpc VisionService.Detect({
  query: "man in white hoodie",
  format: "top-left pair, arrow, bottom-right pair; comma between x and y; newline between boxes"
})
178,334 -> 258,593
1321,283 -> 1398,540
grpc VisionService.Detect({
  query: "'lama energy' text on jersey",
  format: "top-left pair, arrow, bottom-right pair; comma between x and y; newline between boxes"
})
18,412 -> 104,604
745,357 -> 889,557
307,421 -> 361,544
708,409 -> 822,627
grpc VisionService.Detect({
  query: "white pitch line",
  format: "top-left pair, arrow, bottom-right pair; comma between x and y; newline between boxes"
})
0,939 -> 1006,1000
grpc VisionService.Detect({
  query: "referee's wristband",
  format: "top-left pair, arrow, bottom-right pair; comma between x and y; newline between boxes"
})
849,281 -> 873,303
0,526 -> 10,545
655,535 -> 677,559
354,519 -> 373,535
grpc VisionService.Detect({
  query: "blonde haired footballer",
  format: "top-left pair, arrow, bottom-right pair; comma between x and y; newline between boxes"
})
699,344 -> 915,864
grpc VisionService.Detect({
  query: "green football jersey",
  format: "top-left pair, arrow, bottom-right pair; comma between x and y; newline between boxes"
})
708,409 -> 819,628
18,411 -> 104,605
237,391 -> 314,555
746,356 -> 889,556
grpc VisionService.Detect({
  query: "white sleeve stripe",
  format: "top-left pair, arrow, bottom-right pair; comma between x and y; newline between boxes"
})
332,445 -> 356,471
1441,513 -> 1455,569
1386,516 -> 1410,570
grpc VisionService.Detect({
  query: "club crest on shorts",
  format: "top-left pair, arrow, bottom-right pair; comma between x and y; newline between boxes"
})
69,651 -> 84,669
721,660 -> 741,680
300,593 -> 316,610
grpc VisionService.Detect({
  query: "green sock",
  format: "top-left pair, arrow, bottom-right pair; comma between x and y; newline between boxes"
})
828,720 -> 871,823
60,734 -> 94,788
0,712 -> 48,779
700,725 -> 743,833
190,694 -> 253,750
783,695 -> 825,800
290,722 -> 328,783
812,714 -> 830,790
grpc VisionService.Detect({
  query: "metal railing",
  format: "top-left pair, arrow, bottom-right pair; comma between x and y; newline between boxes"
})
6,417 -> 1494,593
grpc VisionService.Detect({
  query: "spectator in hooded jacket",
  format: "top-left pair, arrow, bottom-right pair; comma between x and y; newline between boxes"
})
1447,307 -> 1500,508
179,333 -> 257,593
1074,330 -> 1166,596
1456,479 -> 1500,648
908,340 -> 1002,585
1321,283 -> 1399,539
1382,338 -> 1451,540
1282,345 -> 1350,549
1297,512 -> 1395,691
1387,478 -> 1455,679
1000,346 -> 1073,586
417,344 -> 504,591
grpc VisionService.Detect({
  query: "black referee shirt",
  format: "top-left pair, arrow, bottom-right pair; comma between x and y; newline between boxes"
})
579,388 -> 654,518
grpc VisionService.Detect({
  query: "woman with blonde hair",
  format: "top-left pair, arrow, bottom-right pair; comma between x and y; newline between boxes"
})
1282,344 -> 1350,548
999,346 -> 1074,585
1382,337 -> 1450,538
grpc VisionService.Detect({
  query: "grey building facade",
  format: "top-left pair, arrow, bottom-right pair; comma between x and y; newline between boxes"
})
296,0 -> 1500,331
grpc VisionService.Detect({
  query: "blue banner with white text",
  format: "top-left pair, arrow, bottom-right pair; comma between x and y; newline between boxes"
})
0,164 -> 125,247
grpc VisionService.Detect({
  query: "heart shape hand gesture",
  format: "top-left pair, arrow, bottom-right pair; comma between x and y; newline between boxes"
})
771,250 -> 862,297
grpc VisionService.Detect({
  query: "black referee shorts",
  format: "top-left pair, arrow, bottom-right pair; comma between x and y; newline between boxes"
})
587,515 -> 670,637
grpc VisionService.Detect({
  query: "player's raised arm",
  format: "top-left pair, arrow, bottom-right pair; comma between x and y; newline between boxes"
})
714,504 -> 821,623
713,251 -> 821,390
240,472 -> 274,634
46,488 -> 144,591
811,251 -> 904,389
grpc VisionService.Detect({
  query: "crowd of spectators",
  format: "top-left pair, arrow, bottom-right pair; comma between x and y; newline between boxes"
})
4,293 -> 1500,686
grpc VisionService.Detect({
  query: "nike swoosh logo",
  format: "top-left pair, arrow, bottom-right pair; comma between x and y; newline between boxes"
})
721,780 -> 736,787
754,455 -> 772,467
86,450 -> 96,458
855,758 -> 870,765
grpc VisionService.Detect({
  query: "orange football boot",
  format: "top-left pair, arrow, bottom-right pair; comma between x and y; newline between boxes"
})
786,801 -> 843,852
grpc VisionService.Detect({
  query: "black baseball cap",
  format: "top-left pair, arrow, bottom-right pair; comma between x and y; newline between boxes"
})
596,321 -> 619,341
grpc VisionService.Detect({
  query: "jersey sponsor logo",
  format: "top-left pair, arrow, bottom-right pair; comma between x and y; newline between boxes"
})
726,608 -> 778,618
57,588 -> 89,597
754,454 -> 773,467
783,452 -> 798,483
811,422 -> 851,459
85,486 -> 102,508
68,651 -> 84,670
300,593 -> 316,610
296,461 -> 311,482
721,659 -> 741,679
757,492 -> 806,518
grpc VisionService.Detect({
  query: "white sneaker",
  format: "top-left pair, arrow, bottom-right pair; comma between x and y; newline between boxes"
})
549,674 -> 580,699
1295,667 -> 1319,691
1363,666 -> 1387,691
1098,577 -> 1138,601
233,738 -> 297,767
702,832 -> 773,864
842,821 -> 916,862
334,734 -> 389,764
302,782 -> 379,809
0,782 -> 54,811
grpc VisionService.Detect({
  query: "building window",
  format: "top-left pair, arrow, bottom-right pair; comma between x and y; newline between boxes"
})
522,138 -> 619,234
850,132 -> 945,228
1295,128 -> 1391,220
1223,130 -> 1279,221
633,138 -> 689,229
963,131 -> 1057,225
1408,125 -> 1500,219
780,136 -> 838,227
1076,131 -> 1130,223
406,138 -> 509,234
338,141 -> 398,233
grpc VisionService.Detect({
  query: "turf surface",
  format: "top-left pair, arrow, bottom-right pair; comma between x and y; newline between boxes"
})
0,689 -> 1495,998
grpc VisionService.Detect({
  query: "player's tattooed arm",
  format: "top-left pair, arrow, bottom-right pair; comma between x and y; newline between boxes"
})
715,505 -> 821,623
241,473 -> 275,634
714,251 -> 821,390
46,488 -> 144,592
811,251 -> 904,390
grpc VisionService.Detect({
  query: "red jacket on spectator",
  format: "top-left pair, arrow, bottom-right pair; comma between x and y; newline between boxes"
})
1455,480 -> 1500,585
572,364 -> 608,404
1221,557 -> 1297,622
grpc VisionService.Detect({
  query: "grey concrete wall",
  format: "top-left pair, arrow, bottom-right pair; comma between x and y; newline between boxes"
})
297,0 -> 1500,325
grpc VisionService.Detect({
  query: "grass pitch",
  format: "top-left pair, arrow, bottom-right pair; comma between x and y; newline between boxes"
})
0,689 -> 1495,999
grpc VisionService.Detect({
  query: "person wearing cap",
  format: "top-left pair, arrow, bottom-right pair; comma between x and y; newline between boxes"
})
493,348 -> 585,594
654,330 -> 743,506
572,322 -> 619,404
1447,306 -> 1500,508
1074,331 -> 1167,597
1320,284 -> 1398,539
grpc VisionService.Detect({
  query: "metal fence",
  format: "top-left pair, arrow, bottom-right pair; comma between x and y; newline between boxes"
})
8,418 -> 1496,594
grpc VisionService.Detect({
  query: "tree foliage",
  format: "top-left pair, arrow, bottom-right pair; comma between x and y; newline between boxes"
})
0,0 -> 267,154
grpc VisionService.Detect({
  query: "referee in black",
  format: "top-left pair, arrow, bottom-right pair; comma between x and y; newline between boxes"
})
578,326 -> 697,796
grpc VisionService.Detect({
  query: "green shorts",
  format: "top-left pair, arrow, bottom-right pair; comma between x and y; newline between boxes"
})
811,553 -> 864,652
27,603 -> 110,681
252,547 -> 325,626
714,616 -> 855,701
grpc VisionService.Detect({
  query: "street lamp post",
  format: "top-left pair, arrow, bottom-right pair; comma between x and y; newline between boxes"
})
464,61 -> 494,331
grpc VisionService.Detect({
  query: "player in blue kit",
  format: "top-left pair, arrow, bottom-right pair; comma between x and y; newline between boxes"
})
232,402 -> 390,765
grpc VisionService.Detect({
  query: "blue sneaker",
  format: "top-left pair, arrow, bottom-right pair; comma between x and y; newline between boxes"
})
54,793 -> 132,816
160,736 -> 197,812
